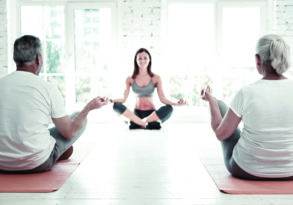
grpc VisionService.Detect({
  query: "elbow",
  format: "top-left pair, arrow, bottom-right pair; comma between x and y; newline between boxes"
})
63,119 -> 87,139
215,133 -> 225,141
61,125 -> 76,139
62,130 -> 74,139
214,129 -> 230,141
118,98 -> 126,103
159,97 -> 166,104
212,122 -> 225,141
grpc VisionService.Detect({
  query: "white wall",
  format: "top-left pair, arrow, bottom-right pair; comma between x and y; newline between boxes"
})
0,0 -> 7,77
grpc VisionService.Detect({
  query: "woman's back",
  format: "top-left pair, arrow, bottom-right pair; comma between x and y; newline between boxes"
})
231,79 -> 293,178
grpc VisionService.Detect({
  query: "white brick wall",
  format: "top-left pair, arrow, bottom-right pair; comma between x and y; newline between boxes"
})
118,0 -> 161,48
272,0 -> 293,61
118,0 -> 162,67
0,0 -> 7,77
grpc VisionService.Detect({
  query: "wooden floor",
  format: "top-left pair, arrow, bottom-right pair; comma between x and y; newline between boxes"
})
1,119 -> 293,205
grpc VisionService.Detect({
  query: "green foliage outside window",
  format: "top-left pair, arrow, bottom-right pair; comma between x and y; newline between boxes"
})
46,40 -> 60,73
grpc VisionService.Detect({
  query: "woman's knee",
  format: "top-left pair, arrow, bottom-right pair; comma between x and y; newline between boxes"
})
156,104 -> 173,122
165,104 -> 173,113
113,102 -> 127,114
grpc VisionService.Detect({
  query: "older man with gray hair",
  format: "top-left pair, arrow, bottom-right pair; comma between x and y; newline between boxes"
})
0,35 -> 108,173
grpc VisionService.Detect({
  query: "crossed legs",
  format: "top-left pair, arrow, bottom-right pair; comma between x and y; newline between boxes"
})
217,100 -> 293,180
0,113 -> 86,174
113,102 -> 173,129
113,103 -> 147,127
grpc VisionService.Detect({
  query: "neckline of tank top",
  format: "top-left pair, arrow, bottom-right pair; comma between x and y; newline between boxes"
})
133,79 -> 154,88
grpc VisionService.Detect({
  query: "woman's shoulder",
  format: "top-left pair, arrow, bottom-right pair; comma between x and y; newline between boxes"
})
126,76 -> 134,85
239,80 -> 264,90
151,74 -> 161,86
248,79 -> 293,88
237,79 -> 291,94
151,74 -> 161,81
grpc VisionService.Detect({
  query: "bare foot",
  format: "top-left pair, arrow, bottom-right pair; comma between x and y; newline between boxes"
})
141,118 -> 148,128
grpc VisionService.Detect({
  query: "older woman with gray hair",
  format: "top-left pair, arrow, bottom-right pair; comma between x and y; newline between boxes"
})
201,34 -> 293,180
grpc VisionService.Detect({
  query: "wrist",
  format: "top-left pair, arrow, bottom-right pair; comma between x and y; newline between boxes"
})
208,96 -> 217,103
81,106 -> 90,117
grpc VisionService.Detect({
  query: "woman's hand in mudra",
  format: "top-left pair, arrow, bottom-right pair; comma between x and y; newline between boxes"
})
176,98 -> 187,105
201,85 -> 213,101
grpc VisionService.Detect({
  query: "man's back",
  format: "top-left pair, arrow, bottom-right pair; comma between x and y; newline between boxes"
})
0,34 -> 106,173
0,71 -> 64,170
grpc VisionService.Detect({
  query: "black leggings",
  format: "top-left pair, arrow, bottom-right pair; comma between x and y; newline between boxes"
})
218,100 -> 293,180
113,103 -> 173,129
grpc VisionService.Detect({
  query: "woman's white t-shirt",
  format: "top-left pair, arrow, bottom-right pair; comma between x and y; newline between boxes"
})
0,71 -> 66,170
231,79 -> 293,178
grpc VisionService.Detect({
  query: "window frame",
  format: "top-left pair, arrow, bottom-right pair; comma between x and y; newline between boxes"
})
216,0 -> 268,61
12,0 -> 117,111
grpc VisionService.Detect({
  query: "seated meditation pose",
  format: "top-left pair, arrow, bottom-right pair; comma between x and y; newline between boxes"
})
201,34 -> 293,180
0,35 -> 108,173
112,48 -> 186,129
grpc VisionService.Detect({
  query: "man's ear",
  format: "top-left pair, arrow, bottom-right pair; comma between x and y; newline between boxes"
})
35,54 -> 41,66
34,53 -> 43,74
255,54 -> 261,67
255,54 -> 261,66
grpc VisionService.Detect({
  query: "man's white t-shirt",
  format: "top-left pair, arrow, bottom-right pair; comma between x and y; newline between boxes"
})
231,79 -> 293,178
0,71 -> 66,170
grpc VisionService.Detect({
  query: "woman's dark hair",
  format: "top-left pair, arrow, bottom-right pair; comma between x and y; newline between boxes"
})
132,48 -> 154,79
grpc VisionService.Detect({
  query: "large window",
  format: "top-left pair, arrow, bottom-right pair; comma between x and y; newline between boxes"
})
165,0 -> 266,105
18,0 -> 267,112
21,5 -> 65,97
164,2 -> 215,106
218,2 -> 265,100
74,7 -> 113,106
20,2 -> 116,112
220,6 -> 262,67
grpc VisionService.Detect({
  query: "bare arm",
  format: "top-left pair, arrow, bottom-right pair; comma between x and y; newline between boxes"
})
201,86 -> 241,141
155,75 -> 186,105
52,97 -> 108,139
111,77 -> 132,103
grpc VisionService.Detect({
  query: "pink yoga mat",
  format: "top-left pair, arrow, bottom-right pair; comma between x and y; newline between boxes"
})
0,160 -> 79,193
201,157 -> 293,194
0,142 -> 93,193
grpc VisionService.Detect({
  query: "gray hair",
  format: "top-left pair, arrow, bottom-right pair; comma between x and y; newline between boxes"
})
13,35 -> 42,66
256,34 -> 290,74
